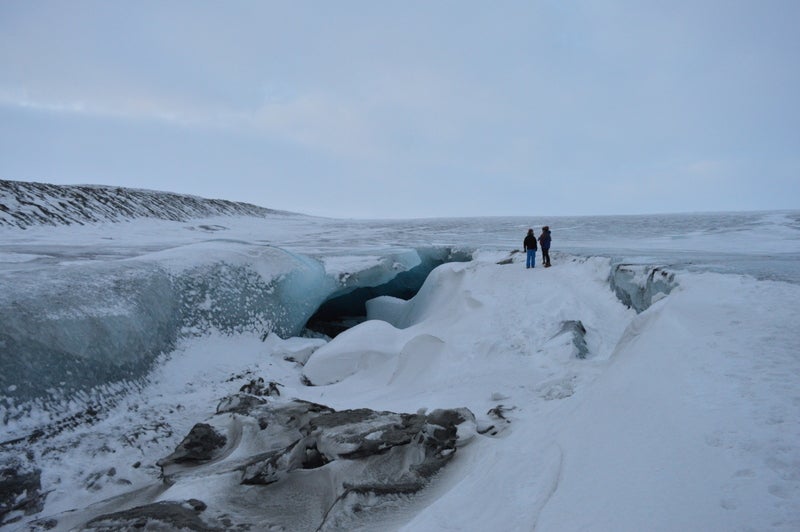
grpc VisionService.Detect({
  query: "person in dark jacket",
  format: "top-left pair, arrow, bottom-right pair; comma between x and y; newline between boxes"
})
523,228 -> 537,269
538,226 -> 552,267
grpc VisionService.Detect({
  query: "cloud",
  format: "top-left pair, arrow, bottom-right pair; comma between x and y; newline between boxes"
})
1,1 -> 799,217
685,160 -> 729,182
0,85 -> 201,127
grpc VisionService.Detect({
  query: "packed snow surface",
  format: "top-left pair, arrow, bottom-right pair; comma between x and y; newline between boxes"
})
1,191 -> 799,530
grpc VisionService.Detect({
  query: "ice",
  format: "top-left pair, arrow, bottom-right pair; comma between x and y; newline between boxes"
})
608,263 -> 678,312
0,242 -> 329,407
0,232 -> 473,415
2,184 -> 800,530
0,261 -> 179,404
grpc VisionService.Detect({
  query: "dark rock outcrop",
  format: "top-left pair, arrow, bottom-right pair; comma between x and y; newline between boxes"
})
83,499 -> 219,532
10,394 -> 479,531
153,396 -> 477,530
496,250 -> 520,265
556,320 -> 590,359
156,423 -> 227,466
0,462 -> 45,527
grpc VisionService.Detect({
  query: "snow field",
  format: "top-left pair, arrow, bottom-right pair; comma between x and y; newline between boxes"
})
294,255 -> 800,530
5,249 -> 799,531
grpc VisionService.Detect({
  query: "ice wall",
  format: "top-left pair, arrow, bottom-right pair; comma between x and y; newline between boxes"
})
0,262 -> 179,405
0,243 -> 466,414
171,245 -> 331,338
0,242 -> 334,411
308,247 -> 472,336
608,264 -> 678,312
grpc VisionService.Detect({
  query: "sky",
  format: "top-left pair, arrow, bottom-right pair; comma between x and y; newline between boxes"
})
0,1 -> 798,218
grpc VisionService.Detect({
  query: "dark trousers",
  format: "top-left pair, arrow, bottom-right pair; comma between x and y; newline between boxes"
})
541,248 -> 550,266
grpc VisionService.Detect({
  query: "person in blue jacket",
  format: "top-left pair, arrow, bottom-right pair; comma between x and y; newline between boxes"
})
523,228 -> 537,269
538,226 -> 552,267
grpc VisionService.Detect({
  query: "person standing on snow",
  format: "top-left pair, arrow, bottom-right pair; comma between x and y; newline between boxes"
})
523,228 -> 538,269
539,226 -> 552,267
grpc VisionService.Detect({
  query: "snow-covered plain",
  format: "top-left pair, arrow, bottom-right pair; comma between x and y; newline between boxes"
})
1,197 -> 799,530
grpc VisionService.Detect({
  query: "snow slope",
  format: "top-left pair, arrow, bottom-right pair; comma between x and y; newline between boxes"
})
298,257 -> 800,531
0,179 -> 288,228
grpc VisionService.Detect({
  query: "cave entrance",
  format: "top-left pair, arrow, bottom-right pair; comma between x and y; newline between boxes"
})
305,249 -> 472,337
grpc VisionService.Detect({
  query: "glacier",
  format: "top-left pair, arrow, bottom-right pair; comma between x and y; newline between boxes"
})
1,180 -> 480,410
0,240 -> 470,408
2,180 -> 800,531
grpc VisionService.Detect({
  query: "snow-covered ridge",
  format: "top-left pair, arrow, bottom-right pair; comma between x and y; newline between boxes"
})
0,179 -> 289,228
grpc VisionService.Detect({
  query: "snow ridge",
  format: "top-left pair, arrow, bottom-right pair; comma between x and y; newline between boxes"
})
0,179 -> 289,229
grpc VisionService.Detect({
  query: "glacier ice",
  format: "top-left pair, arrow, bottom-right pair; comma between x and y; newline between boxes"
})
0,242 -> 333,408
0,261 -> 180,404
0,242 -> 469,414
608,264 -> 678,313
307,247 -> 471,336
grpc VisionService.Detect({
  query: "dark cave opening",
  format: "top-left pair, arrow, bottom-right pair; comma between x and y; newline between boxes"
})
305,249 -> 472,337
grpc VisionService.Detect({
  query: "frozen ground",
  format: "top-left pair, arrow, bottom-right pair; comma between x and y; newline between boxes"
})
1,206 -> 799,531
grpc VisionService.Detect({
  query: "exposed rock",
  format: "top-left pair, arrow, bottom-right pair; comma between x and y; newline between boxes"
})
487,404 -> 515,422
0,462 -> 45,526
156,423 -> 227,467
21,397 -> 478,531
156,397 -> 476,530
496,249 -> 521,265
238,377 -> 282,397
84,467 -> 132,492
83,499 -> 220,532
556,320 -> 590,359
310,408 -> 424,459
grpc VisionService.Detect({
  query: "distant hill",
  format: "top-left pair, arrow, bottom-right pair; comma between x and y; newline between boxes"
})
0,179 -> 291,229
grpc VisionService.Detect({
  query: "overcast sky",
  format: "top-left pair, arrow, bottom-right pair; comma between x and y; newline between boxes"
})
1,1 -> 798,218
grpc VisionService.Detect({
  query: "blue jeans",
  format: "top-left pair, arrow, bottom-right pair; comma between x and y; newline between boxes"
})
526,249 -> 536,268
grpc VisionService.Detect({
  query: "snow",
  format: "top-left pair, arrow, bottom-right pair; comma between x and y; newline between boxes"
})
1,207 -> 800,530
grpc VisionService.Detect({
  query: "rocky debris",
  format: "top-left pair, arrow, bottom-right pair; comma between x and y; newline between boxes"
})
239,377 -> 282,397
84,467 -> 133,492
556,320 -> 590,359
496,250 -> 521,265
153,396 -> 477,530
0,462 -> 45,527
14,395 -> 478,531
156,423 -> 227,467
82,499 -> 219,532
487,404 -> 515,421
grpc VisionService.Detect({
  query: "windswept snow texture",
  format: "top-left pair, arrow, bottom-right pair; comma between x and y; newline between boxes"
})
1,183 -> 800,531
